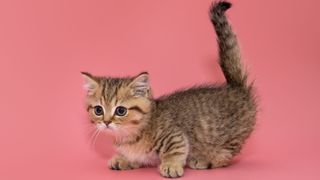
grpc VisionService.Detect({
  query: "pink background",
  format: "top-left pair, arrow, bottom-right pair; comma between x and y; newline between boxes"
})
1,0 -> 319,179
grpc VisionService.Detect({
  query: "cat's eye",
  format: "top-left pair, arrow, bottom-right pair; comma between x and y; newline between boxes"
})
114,106 -> 127,116
94,105 -> 104,116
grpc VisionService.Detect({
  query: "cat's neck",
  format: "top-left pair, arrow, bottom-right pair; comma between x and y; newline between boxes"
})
113,116 -> 152,146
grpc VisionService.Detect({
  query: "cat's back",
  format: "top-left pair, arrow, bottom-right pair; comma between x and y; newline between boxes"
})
156,84 -> 255,111
154,84 -> 257,126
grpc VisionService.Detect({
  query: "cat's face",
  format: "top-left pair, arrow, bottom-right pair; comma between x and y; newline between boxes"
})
81,72 -> 152,136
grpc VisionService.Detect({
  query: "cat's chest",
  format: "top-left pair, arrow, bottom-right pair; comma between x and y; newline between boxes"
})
117,141 -> 159,166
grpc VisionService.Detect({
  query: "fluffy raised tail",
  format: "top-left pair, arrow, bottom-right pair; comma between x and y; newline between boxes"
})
210,1 -> 248,87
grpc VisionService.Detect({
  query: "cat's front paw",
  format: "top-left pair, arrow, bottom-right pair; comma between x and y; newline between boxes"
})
108,155 -> 139,170
159,162 -> 184,178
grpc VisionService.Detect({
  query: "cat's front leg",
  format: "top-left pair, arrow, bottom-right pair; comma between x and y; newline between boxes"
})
157,132 -> 189,178
108,154 -> 140,170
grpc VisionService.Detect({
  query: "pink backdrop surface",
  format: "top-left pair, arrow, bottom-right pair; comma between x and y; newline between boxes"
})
0,0 -> 319,179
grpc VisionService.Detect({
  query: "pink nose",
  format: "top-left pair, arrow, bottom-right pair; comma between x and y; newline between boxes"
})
104,121 -> 111,126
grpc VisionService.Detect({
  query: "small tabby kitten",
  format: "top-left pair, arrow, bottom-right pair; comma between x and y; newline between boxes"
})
81,1 -> 257,178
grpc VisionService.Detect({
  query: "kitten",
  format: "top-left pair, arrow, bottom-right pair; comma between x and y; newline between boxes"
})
81,1 -> 257,178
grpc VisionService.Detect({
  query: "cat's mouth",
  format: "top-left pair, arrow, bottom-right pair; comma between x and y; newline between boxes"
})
96,121 -> 116,131
96,122 -> 108,130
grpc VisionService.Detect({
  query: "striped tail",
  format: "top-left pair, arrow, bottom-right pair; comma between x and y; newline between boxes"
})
209,1 -> 248,87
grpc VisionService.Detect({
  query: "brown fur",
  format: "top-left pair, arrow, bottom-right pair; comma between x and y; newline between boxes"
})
81,1 -> 257,178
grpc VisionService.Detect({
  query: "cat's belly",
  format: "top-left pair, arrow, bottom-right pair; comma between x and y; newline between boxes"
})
117,144 -> 160,166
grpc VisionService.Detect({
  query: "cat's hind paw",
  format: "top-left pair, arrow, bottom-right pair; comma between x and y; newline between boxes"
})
187,158 -> 212,169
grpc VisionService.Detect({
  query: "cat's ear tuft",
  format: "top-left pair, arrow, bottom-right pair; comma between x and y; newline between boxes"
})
130,72 -> 150,97
81,72 -> 99,95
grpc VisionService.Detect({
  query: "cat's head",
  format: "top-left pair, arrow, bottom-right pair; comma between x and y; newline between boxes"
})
81,72 -> 153,136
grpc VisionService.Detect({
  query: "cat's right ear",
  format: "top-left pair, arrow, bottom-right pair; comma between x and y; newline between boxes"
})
81,72 -> 99,95
129,72 -> 150,98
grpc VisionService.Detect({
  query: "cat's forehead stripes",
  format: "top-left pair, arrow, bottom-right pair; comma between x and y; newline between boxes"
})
102,78 -> 132,102
100,79 -> 106,101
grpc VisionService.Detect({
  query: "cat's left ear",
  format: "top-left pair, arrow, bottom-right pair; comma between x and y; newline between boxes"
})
81,72 -> 99,95
129,72 -> 150,97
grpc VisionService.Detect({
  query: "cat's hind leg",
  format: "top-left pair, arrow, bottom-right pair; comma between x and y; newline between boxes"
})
187,148 -> 233,169
210,149 -> 233,168
187,157 -> 213,169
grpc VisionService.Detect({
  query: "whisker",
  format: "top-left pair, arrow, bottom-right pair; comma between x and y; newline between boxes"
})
89,129 -> 99,147
92,129 -> 102,148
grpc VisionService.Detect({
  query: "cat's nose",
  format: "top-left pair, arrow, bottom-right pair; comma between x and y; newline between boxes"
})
104,121 -> 111,126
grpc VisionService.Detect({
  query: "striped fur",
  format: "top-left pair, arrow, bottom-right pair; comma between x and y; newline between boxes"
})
82,1 -> 257,178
